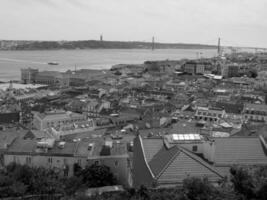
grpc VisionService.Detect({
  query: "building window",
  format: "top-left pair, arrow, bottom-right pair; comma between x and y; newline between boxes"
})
127,158 -> 131,168
48,157 -> 53,164
192,145 -> 198,152
64,165 -> 69,177
94,160 -> 99,165
114,160 -> 118,167
26,157 -> 31,164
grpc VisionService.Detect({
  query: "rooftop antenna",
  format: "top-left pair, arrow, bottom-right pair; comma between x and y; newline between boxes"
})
152,36 -> 155,51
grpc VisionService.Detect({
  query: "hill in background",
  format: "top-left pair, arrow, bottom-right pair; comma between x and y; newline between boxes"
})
0,40 -> 217,50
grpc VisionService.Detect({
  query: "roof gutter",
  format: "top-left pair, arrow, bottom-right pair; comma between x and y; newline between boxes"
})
259,135 -> 267,152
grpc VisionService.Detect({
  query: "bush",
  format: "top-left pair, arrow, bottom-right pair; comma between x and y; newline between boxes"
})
0,163 -> 63,197
78,163 -> 117,187
182,177 -> 217,200
230,166 -> 255,199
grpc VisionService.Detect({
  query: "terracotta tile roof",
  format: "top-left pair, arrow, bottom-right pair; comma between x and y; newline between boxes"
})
233,122 -> 265,137
244,103 -> 267,111
0,130 -> 26,150
7,138 -> 37,153
140,137 -> 223,185
158,149 -> 222,184
149,146 -> 180,178
213,102 -> 243,114
214,137 -> 267,166
170,121 -> 200,134
141,138 -> 163,162
215,166 -> 231,176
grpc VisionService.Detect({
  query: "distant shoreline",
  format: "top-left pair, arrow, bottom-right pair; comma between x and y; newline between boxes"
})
0,48 -> 216,52
0,40 -> 217,51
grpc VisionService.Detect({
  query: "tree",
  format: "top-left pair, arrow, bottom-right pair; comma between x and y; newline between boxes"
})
137,185 -> 150,200
78,164 -> 117,187
9,181 -> 27,197
73,163 -> 82,177
64,176 -> 83,196
2,163 -> 63,196
182,177 -> 217,200
230,166 -> 255,200
247,69 -> 258,78
0,173 -> 14,197
29,166 -> 62,194
8,164 -> 34,187
256,181 -> 267,200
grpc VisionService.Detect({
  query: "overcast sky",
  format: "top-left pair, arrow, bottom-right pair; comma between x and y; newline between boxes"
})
0,0 -> 266,47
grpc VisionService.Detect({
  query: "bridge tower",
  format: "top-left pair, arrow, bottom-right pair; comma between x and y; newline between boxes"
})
152,36 -> 155,51
217,37 -> 221,57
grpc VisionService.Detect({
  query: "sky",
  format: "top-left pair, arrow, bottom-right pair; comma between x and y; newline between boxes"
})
0,0 -> 266,47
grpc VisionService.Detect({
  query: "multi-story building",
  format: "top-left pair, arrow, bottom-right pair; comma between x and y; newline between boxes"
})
227,64 -> 240,77
35,71 -> 69,87
3,137 -> 132,186
66,69 -> 99,87
195,106 -> 225,122
33,111 -> 86,130
182,61 -> 213,75
133,134 -> 267,188
182,61 -> 196,75
21,68 -> 39,84
222,63 -> 252,78
242,103 -> 267,122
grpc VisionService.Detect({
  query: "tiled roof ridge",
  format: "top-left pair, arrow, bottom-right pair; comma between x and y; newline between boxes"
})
155,146 -> 181,179
218,134 -> 260,139
179,146 -> 224,178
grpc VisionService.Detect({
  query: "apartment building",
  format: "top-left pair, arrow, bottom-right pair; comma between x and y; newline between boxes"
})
3,137 -> 132,186
133,134 -> 267,188
243,103 -> 267,122
33,111 -> 86,130
195,106 -> 226,122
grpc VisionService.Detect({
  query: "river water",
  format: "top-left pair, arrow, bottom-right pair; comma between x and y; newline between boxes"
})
0,48 -> 217,81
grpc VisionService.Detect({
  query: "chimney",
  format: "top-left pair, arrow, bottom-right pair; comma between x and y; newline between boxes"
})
58,141 -> 66,149
202,140 -> 215,163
